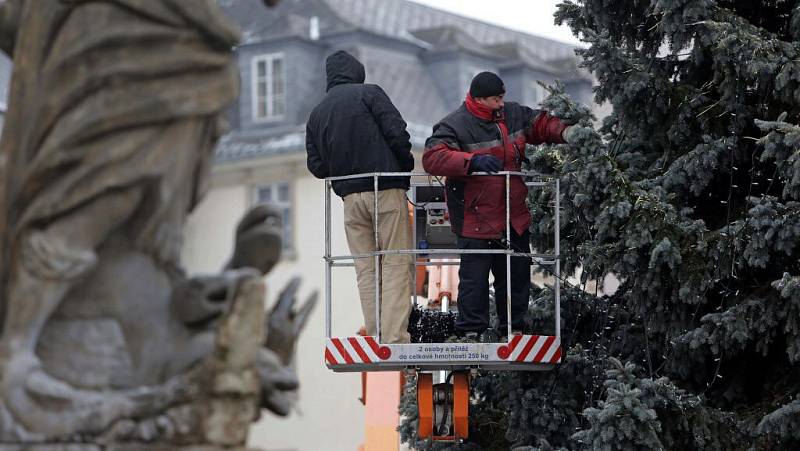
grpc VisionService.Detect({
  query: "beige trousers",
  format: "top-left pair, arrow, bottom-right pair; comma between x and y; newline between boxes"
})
343,188 -> 413,344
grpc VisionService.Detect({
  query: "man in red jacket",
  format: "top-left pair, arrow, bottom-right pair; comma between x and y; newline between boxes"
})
422,72 -> 576,341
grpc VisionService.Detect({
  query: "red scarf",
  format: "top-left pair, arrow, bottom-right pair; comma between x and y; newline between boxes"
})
464,93 -> 511,170
465,93 -> 504,123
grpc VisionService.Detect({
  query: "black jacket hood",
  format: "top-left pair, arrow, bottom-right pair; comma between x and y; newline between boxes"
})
326,50 -> 366,91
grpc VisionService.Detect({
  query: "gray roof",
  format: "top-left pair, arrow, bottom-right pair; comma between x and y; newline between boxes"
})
221,0 -> 578,60
365,55 -> 450,131
220,0 -> 355,43
216,0 -> 587,163
323,0 -> 577,60
486,42 -> 559,73
410,26 -> 498,59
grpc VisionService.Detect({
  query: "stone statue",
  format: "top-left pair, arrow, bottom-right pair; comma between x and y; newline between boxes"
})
0,0 -> 315,448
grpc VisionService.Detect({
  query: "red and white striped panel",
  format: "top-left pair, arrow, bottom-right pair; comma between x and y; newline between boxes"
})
325,336 -> 391,366
497,335 -> 561,364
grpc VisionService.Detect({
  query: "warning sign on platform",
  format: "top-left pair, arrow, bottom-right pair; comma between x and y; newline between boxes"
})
394,344 -> 493,362
324,335 -> 561,370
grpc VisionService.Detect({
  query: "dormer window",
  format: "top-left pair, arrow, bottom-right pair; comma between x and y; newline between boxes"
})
252,53 -> 286,122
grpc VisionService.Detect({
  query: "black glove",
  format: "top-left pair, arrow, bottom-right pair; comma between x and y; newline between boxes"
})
469,154 -> 503,174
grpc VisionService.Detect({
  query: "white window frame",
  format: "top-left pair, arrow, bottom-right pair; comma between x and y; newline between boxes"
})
251,53 -> 286,122
253,181 -> 294,253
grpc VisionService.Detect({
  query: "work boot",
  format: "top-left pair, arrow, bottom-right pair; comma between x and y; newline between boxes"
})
479,329 -> 500,343
446,331 -> 479,343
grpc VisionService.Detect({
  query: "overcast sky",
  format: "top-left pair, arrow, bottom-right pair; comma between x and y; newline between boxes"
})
407,0 -> 581,45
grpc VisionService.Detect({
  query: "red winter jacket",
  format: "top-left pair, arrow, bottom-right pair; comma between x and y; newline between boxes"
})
422,94 -> 567,239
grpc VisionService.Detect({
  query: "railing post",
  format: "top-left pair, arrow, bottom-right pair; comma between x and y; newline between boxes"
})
374,174 -> 381,342
555,177 -> 561,341
505,172 -> 512,340
411,182 -> 417,307
325,179 -> 332,339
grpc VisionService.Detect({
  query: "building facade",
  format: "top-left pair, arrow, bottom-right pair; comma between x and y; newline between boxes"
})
183,1 -> 595,449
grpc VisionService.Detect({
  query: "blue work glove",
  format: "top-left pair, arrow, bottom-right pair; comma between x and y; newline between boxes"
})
468,154 -> 503,174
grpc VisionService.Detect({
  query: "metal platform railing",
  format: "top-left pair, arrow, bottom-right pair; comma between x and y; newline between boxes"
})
323,171 -> 561,344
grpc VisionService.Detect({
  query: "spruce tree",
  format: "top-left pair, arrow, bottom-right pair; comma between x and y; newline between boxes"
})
400,1 -> 800,449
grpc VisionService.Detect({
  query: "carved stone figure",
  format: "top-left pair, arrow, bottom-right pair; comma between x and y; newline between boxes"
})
0,0 -> 314,448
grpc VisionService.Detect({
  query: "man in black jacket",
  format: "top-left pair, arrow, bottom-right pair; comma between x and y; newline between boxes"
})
306,50 -> 413,344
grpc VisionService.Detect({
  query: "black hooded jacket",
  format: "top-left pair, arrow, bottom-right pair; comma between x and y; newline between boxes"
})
306,51 -> 414,197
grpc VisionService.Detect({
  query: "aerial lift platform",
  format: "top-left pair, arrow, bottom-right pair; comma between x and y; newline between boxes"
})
322,172 -> 562,442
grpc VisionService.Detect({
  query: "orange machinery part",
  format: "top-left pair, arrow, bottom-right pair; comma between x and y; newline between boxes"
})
452,371 -> 469,439
417,373 -> 434,439
417,371 -> 470,441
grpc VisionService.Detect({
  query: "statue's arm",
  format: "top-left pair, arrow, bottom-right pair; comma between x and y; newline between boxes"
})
0,0 -> 20,57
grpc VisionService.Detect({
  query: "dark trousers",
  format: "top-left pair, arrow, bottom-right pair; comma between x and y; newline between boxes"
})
455,230 -> 531,333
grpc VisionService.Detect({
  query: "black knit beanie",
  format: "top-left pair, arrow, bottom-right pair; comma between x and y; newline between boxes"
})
469,71 -> 505,98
